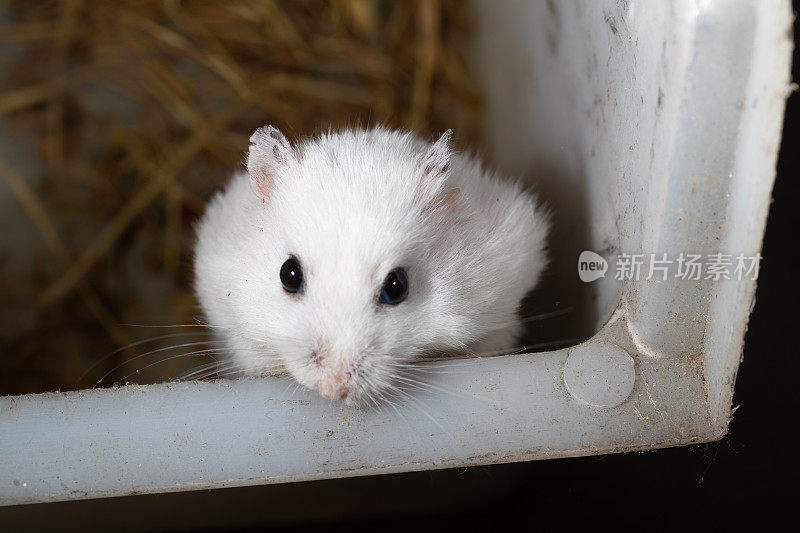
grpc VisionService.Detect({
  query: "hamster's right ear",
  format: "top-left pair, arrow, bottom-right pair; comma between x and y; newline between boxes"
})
247,126 -> 292,200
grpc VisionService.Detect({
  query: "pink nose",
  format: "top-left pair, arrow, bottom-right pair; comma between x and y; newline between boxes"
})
317,382 -> 347,400
316,371 -> 350,400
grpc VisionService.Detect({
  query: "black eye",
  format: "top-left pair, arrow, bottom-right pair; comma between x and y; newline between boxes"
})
280,256 -> 304,293
378,268 -> 408,305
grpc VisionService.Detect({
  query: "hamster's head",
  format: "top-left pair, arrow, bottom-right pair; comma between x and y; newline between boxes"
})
238,126 -> 468,406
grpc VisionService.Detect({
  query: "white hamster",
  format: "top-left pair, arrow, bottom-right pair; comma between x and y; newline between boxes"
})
193,126 -> 549,405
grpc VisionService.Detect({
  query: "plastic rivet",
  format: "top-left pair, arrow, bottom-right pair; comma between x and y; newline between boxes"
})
563,342 -> 635,408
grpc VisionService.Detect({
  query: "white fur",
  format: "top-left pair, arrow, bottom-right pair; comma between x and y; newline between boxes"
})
194,126 -> 549,404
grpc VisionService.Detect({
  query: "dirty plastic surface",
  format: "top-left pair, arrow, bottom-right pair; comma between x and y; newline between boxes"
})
0,0 -> 793,506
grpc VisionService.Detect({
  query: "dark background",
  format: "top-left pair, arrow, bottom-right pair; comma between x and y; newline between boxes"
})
2,4 -> 798,531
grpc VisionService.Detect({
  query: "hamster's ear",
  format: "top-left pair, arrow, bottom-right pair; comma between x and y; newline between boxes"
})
247,126 -> 291,199
418,130 -> 460,211
422,129 -> 452,179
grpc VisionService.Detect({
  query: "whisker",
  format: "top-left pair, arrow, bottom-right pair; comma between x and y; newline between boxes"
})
117,348 -> 229,383
95,341 -> 219,385
387,361 -> 472,374
390,387 -> 459,454
177,359 -> 239,381
119,317 -> 220,329
280,375 -> 300,397
518,306 -> 574,323
80,331 -> 216,381
120,323 -> 212,328
209,368 -> 247,380
471,307 -> 576,339
391,373 -> 490,407
455,337 -> 589,360
181,367 -> 233,382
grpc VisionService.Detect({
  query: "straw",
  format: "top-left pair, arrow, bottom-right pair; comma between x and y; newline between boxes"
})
0,0 -> 481,394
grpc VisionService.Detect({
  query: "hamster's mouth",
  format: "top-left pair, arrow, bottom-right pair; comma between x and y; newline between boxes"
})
315,377 -> 350,401
312,364 -> 358,402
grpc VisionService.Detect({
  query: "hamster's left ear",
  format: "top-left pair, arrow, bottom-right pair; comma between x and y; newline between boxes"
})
422,129 -> 452,179
419,129 -> 461,212
247,126 -> 292,200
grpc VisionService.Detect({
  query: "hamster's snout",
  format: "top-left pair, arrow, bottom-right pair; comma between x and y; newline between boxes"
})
316,371 -> 351,401
309,348 -> 355,401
